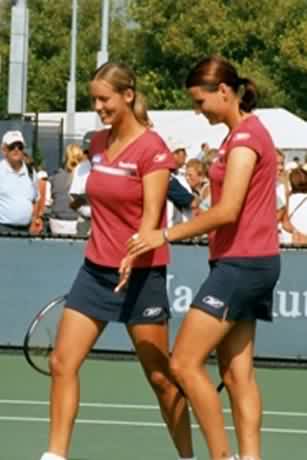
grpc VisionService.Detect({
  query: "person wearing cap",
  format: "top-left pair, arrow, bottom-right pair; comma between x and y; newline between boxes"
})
166,139 -> 200,226
167,139 -> 188,183
0,130 -> 43,235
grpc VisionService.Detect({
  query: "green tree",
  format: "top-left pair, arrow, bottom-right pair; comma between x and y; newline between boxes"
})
128,0 -> 307,116
27,0 -> 131,112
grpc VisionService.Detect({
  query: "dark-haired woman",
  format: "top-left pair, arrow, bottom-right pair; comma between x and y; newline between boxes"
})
39,63 -> 194,460
123,56 -> 280,460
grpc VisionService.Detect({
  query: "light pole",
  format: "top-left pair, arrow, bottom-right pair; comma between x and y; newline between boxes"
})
66,0 -> 78,137
97,0 -> 110,67
7,0 -> 29,114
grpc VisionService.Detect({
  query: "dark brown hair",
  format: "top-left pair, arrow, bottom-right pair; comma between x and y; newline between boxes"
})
92,62 -> 152,127
185,55 -> 257,112
289,167 -> 307,193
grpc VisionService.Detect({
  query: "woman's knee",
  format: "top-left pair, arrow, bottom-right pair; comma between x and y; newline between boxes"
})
220,364 -> 256,390
49,350 -> 80,376
169,355 -> 190,388
146,367 -> 173,395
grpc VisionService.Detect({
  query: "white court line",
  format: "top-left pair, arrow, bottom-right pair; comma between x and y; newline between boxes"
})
0,416 -> 306,435
0,400 -> 306,418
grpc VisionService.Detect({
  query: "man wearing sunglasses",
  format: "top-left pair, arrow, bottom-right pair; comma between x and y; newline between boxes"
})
0,130 -> 43,235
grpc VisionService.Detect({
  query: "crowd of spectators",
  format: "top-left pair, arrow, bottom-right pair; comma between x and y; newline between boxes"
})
1,128 -> 307,245
0,130 -> 91,238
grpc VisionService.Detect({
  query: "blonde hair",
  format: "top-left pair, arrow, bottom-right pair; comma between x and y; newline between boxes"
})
64,144 -> 85,172
92,62 -> 152,128
186,159 -> 206,176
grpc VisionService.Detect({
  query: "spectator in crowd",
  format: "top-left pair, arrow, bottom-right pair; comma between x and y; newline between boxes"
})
37,169 -> 52,218
169,140 -> 188,183
49,144 -> 85,236
281,167 -> 307,244
167,175 -> 199,226
205,147 -> 218,166
69,131 -> 94,236
285,155 -> 301,171
185,158 -> 211,210
198,141 -> 210,160
0,130 -> 43,235
166,139 -> 199,225
276,149 -> 288,225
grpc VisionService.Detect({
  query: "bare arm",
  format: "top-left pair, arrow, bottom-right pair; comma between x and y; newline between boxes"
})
115,169 -> 170,291
126,146 -> 258,256
138,169 -> 170,233
162,146 -> 257,241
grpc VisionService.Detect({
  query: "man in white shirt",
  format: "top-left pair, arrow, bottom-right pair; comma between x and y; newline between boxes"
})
0,130 -> 43,234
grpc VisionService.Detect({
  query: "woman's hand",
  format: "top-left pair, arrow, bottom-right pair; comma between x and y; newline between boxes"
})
114,255 -> 135,293
292,230 -> 307,245
115,230 -> 167,292
127,230 -> 166,258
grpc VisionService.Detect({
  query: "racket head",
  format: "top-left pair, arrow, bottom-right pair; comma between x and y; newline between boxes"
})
23,295 -> 66,376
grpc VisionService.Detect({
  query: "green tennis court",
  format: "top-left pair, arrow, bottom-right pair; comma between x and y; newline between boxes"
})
0,354 -> 306,460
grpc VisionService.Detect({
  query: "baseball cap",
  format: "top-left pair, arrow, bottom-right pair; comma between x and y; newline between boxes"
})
166,137 -> 188,153
2,130 -> 25,147
81,131 -> 96,152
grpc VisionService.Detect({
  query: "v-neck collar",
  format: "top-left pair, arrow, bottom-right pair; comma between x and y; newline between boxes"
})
103,129 -> 148,165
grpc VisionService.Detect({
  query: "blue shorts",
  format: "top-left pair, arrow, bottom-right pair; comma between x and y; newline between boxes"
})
66,258 -> 170,324
192,256 -> 281,322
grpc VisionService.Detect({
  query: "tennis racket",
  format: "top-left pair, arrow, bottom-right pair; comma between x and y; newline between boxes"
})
23,294 -> 226,392
23,295 -> 66,376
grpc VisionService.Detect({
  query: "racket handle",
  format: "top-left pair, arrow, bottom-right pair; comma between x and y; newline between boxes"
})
216,381 -> 225,393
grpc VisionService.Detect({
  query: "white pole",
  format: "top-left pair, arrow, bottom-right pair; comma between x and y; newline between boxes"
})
97,0 -> 109,67
66,0 -> 78,136
8,0 -> 29,114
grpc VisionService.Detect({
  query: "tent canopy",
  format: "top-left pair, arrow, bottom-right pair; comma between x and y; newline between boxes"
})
149,108 -> 307,157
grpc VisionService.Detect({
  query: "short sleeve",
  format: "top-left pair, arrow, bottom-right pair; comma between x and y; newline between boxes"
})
89,130 -> 109,159
228,129 -> 263,158
138,132 -> 176,177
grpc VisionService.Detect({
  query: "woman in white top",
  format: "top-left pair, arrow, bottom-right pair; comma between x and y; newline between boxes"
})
281,167 -> 307,244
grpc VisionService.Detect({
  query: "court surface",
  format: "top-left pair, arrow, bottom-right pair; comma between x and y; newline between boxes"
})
0,354 -> 306,460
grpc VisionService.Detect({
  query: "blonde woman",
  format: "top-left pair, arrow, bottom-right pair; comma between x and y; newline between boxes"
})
39,63 -> 194,460
49,144 -> 85,235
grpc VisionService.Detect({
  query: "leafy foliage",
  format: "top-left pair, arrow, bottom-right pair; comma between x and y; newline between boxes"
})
1,0 -> 307,117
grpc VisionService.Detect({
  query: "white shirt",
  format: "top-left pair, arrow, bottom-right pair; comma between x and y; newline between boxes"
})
0,159 -> 38,225
69,159 -> 91,218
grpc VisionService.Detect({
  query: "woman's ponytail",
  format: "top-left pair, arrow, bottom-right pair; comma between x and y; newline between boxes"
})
239,77 -> 257,112
132,91 -> 153,128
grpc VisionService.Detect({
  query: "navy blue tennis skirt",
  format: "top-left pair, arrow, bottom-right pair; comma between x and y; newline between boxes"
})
192,255 -> 281,322
66,258 -> 170,324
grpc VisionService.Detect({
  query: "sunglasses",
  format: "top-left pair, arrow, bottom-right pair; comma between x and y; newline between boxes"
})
7,142 -> 24,151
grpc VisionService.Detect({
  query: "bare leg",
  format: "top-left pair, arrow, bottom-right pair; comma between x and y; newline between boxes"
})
170,308 -> 235,460
47,308 -> 106,458
127,322 -> 194,458
217,321 -> 262,460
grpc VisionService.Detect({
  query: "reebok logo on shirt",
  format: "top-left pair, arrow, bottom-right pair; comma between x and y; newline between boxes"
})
153,153 -> 167,163
233,132 -> 251,141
